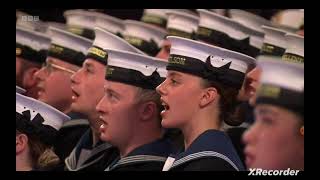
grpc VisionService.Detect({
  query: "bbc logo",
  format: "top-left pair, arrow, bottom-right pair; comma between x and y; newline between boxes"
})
21,16 -> 39,22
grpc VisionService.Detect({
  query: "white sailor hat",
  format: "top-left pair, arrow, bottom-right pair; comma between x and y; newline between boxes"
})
166,10 -> 199,39
45,21 -> 67,31
16,93 -> 70,145
64,9 -> 98,40
197,9 -> 249,41
209,9 -> 227,16
86,27 -> 146,65
282,33 -> 304,63
141,9 -> 171,29
260,26 -> 288,57
256,55 -> 304,116
167,36 -> 256,90
228,9 -> 272,33
95,13 -> 125,36
16,86 -> 26,94
105,49 -> 167,89
196,9 -> 262,58
48,27 -> 93,67
235,21 -> 265,51
123,20 -> 167,56
231,17 -> 264,49
272,9 -> 304,30
16,26 -> 51,64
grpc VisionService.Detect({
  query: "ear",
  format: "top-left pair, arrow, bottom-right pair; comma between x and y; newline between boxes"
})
16,134 -> 28,155
199,87 -> 218,108
139,102 -> 156,121
22,67 -> 40,88
300,126 -> 304,136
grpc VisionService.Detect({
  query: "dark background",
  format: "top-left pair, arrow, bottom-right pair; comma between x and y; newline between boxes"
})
17,9 -> 282,23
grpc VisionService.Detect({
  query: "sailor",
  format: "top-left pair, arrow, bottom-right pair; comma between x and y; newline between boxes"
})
242,56 -> 304,170
16,26 -> 51,99
96,50 -> 177,171
157,36 -> 255,171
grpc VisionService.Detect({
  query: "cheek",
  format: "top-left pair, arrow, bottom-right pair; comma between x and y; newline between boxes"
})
16,62 -> 21,76
48,74 -> 72,95
255,128 -> 296,168
91,79 -> 105,102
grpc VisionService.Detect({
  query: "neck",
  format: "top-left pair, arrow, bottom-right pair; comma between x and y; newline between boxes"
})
119,120 -> 162,158
16,152 -> 33,171
182,109 -> 220,150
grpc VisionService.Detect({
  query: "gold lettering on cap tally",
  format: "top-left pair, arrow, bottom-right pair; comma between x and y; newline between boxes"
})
282,53 -> 304,64
16,48 -> 22,56
142,15 -> 165,26
124,36 -> 143,47
68,26 -> 84,36
168,55 -> 186,65
50,44 -> 64,54
257,84 -> 281,99
88,47 -> 107,59
197,27 -> 212,37
261,43 -> 275,54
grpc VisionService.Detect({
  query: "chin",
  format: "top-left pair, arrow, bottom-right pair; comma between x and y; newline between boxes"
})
161,118 -> 177,129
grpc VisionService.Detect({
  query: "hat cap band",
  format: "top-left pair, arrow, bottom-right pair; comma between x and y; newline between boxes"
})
106,66 -> 164,90
16,43 -> 48,64
167,54 -> 245,89
260,43 -> 286,57
123,35 -> 160,56
196,26 -> 259,58
167,28 -> 195,39
48,43 -> 86,67
282,53 -> 304,64
141,14 -> 167,28
67,25 -> 95,40
86,46 -> 108,65
256,84 -> 304,116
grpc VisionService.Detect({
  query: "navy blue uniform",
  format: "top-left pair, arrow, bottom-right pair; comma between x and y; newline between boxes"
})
54,112 -> 90,161
105,137 -> 176,171
65,129 -> 119,171
163,129 -> 244,171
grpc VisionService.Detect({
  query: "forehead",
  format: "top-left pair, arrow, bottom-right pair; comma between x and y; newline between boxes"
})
105,80 -> 138,94
48,57 -> 80,70
83,58 -> 106,68
167,70 -> 203,83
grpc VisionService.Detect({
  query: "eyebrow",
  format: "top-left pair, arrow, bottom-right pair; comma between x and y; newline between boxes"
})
104,85 -> 120,97
255,107 -> 279,117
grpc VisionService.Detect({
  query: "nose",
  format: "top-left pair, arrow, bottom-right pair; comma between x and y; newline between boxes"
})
156,79 -> 168,96
34,67 -> 46,81
246,67 -> 262,82
71,69 -> 81,85
96,95 -> 108,114
242,123 -> 258,146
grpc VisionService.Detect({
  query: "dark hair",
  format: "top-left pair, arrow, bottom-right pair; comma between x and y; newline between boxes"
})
201,79 -> 243,126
